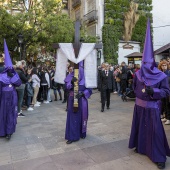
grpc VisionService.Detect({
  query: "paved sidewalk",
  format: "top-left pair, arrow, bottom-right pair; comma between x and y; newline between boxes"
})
0,90 -> 170,170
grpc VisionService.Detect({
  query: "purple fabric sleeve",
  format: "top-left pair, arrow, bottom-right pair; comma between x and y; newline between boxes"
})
66,81 -> 73,90
152,78 -> 170,100
10,73 -> 22,87
83,89 -> 92,99
0,82 -> 2,97
64,72 -> 74,90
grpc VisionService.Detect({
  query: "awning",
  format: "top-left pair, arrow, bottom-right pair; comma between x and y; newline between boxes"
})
124,52 -> 143,58
154,43 -> 170,55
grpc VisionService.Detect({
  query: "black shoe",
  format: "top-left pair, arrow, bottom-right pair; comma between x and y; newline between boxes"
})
107,107 -> 110,109
134,148 -> 138,153
101,109 -> 104,112
65,108 -> 68,111
121,96 -> 125,101
49,100 -> 52,102
66,140 -> 72,144
62,100 -> 66,103
18,113 -> 25,117
157,162 -> 165,169
6,134 -> 11,140
81,136 -> 86,139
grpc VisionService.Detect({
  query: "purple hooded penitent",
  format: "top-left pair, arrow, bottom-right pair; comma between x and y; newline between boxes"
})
136,19 -> 166,86
4,39 -> 13,69
64,60 -> 92,142
0,39 -> 21,137
129,19 -> 170,164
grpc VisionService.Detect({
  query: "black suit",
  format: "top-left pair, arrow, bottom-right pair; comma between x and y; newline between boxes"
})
100,70 -> 113,110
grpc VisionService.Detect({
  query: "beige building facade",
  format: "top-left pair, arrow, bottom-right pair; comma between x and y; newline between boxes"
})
0,0 -> 25,14
68,0 -> 103,38
68,0 -> 104,63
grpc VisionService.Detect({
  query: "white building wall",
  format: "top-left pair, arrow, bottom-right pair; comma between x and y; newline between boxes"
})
96,0 -> 104,63
96,0 -> 104,40
152,0 -> 170,50
83,0 -> 105,64
118,41 -> 140,65
155,55 -> 164,63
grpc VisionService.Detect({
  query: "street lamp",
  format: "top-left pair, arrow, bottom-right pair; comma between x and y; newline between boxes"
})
17,33 -> 24,60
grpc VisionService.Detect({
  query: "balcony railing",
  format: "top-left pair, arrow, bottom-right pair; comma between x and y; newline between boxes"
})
84,10 -> 98,23
72,0 -> 81,9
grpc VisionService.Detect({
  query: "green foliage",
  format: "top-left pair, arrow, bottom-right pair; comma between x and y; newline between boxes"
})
131,0 -> 153,52
0,0 -> 74,61
0,7 -> 21,60
102,0 -> 129,64
80,25 -> 98,43
102,0 -> 153,63
102,24 -> 120,65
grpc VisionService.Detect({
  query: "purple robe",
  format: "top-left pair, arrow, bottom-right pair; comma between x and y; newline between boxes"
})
0,72 -> 21,136
129,74 -> 170,163
65,62 -> 92,141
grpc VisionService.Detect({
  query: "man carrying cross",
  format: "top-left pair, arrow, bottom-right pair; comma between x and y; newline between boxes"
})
53,20 -> 102,144
64,60 -> 92,144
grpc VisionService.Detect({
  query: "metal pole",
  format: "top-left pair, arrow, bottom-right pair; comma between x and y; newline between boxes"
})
20,44 -> 22,60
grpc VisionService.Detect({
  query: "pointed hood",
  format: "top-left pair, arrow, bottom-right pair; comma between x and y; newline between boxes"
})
136,19 -> 166,86
4,39 -> 13,68
142,19 -> 155,67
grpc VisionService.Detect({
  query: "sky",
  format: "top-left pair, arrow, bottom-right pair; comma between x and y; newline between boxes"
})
152,0 -> 170,50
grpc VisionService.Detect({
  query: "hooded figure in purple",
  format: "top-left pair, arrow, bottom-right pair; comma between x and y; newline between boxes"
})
64,61 -> 92,144
0,40 -> 21,140
129,19 -> 170,169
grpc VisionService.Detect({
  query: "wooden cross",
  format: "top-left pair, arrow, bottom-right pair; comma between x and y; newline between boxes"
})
52,20 -> 102,112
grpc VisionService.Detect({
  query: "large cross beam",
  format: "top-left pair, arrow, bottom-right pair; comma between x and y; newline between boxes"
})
72,20 -> 81,112
52,20 -> 102,112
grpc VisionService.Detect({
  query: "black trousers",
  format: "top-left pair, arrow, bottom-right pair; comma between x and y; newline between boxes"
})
38,85 -> 48,101
162,97 -> 170,120
101,89 -> 111,110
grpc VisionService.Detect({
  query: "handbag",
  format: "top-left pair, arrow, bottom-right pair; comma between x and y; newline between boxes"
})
116,77 -> 120,82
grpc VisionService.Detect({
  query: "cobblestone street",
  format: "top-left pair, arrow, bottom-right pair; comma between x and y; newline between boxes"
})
0,90 -> 170,170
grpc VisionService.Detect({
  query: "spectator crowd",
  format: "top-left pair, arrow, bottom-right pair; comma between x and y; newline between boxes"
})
0,56 -> 70,118
97,58 -> 170,125
0,53 -> 170,124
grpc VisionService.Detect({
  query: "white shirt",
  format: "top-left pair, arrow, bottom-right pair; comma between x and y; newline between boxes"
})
45,72 -> 50,87
32,74 -> 40,88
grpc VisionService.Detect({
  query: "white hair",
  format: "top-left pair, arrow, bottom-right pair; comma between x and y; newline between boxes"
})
21,60 -> 26,67
16,61 -> 22,67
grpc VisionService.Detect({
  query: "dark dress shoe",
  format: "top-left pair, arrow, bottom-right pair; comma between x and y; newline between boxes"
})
6,134 -> 11,140
81,136 -> 86,139
134,148 -> 138,153
62,100 -> 66,103
121,95 -> 125,101
66,140 -> 72,144
101,109 -> 104,112
107,107 -> 110,109
157,162 -> 165,169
